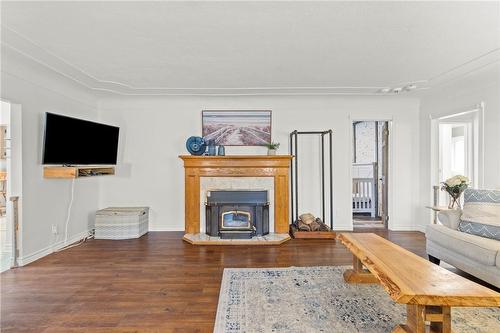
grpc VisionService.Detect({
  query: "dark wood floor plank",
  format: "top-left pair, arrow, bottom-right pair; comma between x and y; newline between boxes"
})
0,230 -> 492,332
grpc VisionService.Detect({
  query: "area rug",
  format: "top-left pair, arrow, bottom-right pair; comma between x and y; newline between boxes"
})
214,266 -> 499,333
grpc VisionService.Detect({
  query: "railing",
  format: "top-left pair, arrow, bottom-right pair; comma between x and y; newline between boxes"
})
352,163 -> 377,217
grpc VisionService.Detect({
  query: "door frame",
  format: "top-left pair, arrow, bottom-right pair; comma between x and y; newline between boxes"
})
349,117 -> 393,229
0,99 -> 23,269
430,104 -> 484,209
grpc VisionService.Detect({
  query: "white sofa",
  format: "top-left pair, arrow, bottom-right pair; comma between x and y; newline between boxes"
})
426,209 -> 500,288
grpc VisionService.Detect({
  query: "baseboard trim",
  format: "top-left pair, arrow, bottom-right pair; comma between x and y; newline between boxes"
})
414,224 -> 427,233
148,226 -> 185,232
388,225 -> 422,232
332,225 -> 354,231
17,230 -> 91,266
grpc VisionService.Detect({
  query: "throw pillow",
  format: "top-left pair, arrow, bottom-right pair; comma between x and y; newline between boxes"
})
458,189 -> 500,241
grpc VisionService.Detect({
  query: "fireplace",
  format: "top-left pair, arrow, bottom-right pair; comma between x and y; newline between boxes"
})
206,190 -> 269,239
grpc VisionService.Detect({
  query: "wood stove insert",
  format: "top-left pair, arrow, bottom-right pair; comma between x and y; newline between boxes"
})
206,190 -> 269,239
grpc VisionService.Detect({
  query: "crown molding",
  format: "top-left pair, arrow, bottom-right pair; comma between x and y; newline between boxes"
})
423,48 -> 500,88
1,25 -> 499,96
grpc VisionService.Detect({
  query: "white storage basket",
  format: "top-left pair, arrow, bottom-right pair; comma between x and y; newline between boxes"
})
95,207 -> 149,240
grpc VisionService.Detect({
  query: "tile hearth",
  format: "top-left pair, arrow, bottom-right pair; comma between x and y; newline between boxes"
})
183,233 -> 291,245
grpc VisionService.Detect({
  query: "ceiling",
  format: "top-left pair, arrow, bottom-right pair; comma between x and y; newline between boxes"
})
1,1 -> 499,96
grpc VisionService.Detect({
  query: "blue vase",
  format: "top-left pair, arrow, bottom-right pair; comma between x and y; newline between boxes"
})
218,145 -> 225,156
207,140 -> 216,156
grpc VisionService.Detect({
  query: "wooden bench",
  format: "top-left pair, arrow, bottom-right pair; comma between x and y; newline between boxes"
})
337,233 -> 500,333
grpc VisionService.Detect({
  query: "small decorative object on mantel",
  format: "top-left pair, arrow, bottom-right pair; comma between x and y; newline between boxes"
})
441,175 -> 470,209
217,145 -> 225,156
185,136 -> 207,156
206,139 -> 217,156
290,213 -> 336,239
266,142 -> 280,155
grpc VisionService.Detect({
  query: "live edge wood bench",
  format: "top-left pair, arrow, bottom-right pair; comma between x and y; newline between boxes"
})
337,233 -> 500,333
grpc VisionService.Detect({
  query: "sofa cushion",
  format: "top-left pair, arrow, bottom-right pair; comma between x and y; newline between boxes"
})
458,221 -> 500,241
426,224 -> 500,266
458,189 -> 500,240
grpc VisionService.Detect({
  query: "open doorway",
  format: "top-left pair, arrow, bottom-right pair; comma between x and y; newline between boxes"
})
1,100 -> 22,272
434,109 -> 481,206
1,101 -> 12,271
352,121 -> 389,228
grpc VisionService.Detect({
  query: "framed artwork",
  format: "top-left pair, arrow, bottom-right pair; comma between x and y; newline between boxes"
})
202,110 -> 272,146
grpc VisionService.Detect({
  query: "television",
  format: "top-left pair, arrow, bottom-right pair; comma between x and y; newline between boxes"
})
42,113 -> 120,165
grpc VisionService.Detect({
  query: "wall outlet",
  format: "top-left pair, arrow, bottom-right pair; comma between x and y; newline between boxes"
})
51,224 -> 58,235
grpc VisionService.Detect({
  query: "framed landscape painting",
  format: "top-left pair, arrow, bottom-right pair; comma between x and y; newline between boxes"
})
202,110 -> 272,146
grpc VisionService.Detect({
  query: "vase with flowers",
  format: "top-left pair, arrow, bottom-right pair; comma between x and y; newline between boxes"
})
441,175 -> 470,209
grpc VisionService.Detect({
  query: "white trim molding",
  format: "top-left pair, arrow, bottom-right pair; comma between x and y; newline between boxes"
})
3,25 -> 498,97
17,230 -> 90,267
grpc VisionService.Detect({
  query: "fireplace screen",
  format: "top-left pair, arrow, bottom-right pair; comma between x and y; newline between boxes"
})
221,211 -> 251,229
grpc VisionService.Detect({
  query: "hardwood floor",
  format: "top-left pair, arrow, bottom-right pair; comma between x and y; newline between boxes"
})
0,230 -> 489,332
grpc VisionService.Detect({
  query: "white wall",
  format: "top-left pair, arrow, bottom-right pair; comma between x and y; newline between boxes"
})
417,64 -> 500,231
98,95 -> 420,231
1,47 -> 101,264
0,43 -> 422,267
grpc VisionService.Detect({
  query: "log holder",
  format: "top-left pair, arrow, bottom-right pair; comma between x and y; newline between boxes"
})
289,130 -> 334,229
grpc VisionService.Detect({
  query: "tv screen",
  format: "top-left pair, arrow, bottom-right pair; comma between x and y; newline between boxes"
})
42,113 -> 119,165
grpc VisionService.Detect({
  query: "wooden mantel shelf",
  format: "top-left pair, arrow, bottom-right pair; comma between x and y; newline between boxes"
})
179,155 -> 293,237
179,155 -> 293,159
179,155 -> 292,166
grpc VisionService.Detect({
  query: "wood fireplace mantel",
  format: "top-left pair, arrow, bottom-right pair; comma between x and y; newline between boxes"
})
179,155 -> 293,235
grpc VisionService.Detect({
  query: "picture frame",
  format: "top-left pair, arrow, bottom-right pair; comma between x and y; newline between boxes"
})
202,110 -> 272,146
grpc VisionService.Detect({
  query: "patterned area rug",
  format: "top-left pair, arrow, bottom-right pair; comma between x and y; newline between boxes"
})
214,266 -> 499,333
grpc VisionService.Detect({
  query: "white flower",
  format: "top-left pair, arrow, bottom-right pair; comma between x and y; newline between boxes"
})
445,175 -> 468,187
458,175 -> 470,184
446,178 -> 461,187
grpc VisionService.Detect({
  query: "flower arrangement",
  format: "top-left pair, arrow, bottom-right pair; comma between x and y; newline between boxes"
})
441,175 -> 470,209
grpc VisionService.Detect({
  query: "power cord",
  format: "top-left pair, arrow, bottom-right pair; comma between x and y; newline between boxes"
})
55,179 -> 95,253
56,231 -> 94,252
64,177 -> 76,245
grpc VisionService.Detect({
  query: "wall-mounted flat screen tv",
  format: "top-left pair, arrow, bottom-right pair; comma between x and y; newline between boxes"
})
42,113 -> 119,165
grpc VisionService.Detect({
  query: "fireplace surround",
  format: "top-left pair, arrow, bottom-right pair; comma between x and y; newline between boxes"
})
179,155 -> 292,245
206,190 -> 269,239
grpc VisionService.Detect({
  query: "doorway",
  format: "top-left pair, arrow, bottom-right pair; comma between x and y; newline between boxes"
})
435,110 -> 480,206
351,121 -> 389,228
1,101 -> 12,271
0,100 -> 22,272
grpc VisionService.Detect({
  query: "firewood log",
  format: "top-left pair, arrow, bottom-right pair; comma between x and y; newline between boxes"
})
299,213 -> 315,225
315,218 -> 331,231
298,220 -> 311,231
309,220 -> 320,231
319,223 -> 330,231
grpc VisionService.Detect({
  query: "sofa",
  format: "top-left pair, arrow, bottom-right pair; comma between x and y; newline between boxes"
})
426,189 -> 500,288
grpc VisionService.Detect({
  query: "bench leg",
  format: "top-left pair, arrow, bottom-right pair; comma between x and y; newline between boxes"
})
427,306 -> 451,333
392,304 -> 452,333
343,255 -> 378,284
